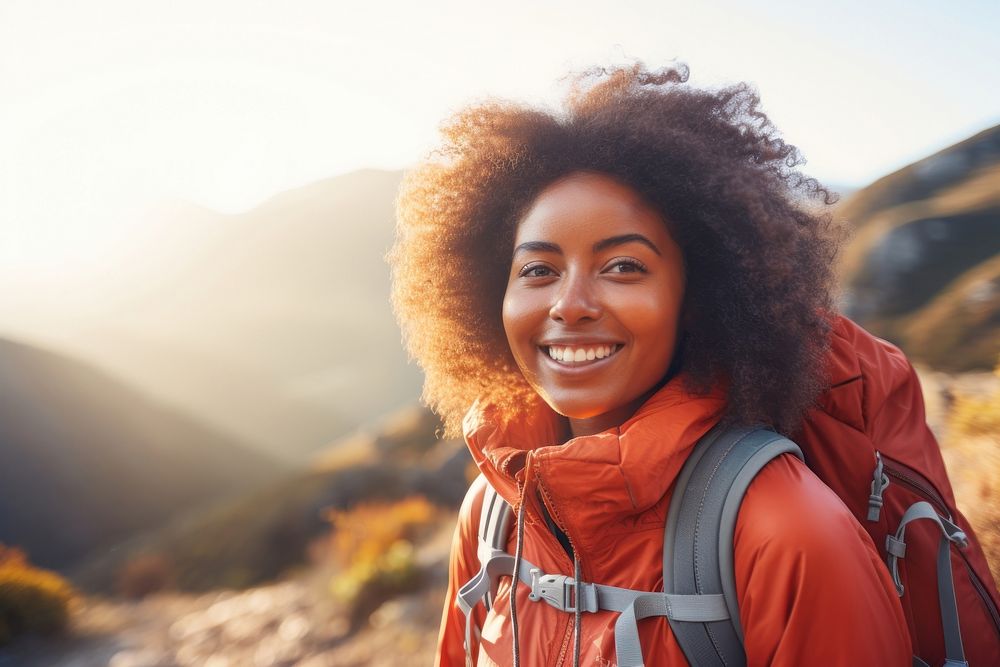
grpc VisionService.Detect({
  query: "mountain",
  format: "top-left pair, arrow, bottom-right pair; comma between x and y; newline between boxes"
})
837,125 -> 1000,370
903,254 -> 1000,370
71,403 -> 470,594
0,337 -> 284,571
837,125 -> 1000,228
6,168 -> 424,461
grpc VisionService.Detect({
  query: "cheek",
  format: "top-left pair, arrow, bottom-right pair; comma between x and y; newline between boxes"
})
502,286 -> 550,367
501,290 -> 530,359
647,275 -> 685,333
627,293 -> 684,363
628,293 -> 682,332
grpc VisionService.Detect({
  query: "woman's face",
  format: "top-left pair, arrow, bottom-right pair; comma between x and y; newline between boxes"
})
502,171 -> 687,437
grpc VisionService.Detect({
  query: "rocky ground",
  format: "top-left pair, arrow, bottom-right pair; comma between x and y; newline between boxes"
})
0,575 -> 446,667
0,521 -> 455,667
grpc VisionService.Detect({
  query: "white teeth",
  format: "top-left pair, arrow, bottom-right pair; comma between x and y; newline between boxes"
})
545,344 -> 620,364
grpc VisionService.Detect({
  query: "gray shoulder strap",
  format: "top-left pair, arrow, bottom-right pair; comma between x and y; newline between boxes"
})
663,424 -> 804,667
478,482 -> 513,610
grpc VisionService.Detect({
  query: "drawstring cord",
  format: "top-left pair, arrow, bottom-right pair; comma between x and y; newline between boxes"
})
510,497 -> 527,667
573,552 -> 582,667
510,462 -> 531,667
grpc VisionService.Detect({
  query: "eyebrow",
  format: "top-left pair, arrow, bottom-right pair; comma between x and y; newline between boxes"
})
512,233 -> 662,258
594,233 -> 662,256
512,240 -> 561,257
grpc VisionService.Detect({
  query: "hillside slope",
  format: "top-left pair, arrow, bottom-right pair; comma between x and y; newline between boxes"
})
0,338 -> 284,571
3,169 -> 423,461
838,125 -> 1000,369
70,404 -> 470,594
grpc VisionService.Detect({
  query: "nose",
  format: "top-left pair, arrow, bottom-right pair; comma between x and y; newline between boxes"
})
549,271 -> 602,324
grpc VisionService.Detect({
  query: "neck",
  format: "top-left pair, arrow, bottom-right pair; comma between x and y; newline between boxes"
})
564,369 -> 678,439
566,388 -> 656,438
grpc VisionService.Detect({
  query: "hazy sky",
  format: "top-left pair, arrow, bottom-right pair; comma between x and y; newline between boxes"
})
1,0 -> 998,277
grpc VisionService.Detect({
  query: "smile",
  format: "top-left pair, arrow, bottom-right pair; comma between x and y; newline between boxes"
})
542,343 -> 622,365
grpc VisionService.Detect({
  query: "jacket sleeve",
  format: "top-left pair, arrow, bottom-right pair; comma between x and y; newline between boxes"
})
435,474 -> 489,667
734,453 -> 912,667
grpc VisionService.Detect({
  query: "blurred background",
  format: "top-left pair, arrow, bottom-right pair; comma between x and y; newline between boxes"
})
0,0 -> 998,665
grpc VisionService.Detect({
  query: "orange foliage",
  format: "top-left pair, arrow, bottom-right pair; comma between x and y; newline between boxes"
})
325,496 -> 437,569
323,497 -> 439,628
0,543 -> 75,645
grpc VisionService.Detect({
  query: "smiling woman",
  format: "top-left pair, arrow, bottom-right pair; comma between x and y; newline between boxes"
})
502,172 -> 687,438
388,62 -> 916,666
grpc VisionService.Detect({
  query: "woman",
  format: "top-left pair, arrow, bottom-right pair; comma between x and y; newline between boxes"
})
390,62 -> 911,666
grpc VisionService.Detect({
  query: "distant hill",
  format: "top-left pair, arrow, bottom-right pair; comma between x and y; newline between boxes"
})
903,254 -> 1000,370
838,125 -> 1000,228
0,337 -> 284,571
10,168 -> 425,461
71,403 -> 470,594
838,125 -> 1000,370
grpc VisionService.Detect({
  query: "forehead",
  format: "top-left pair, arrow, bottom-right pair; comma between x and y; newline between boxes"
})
514,171 -> 669,242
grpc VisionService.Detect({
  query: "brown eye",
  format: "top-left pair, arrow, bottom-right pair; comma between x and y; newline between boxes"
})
605,258 -> 647,274
518,263 -> 555,278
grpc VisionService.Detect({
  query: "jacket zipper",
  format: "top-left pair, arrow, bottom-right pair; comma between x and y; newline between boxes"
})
880,453 -> 1000,639
514,454 -> 578,667
535,472 -> 582,667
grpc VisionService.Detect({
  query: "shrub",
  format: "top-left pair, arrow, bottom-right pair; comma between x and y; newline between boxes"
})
949,356 -> 1000,438
0,544 -> 75,645
325,497 -> 438,629
117,553 -> 175,599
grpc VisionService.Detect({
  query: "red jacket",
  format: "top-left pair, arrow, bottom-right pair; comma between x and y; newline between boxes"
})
435,372 -> 912,666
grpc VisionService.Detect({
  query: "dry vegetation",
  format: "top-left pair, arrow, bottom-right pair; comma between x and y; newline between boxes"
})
324,496 -> 443,631
0,544 -> 76,646
939,358 -> 1000,587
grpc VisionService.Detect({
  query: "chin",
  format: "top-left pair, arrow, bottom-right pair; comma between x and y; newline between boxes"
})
542,395 -> 616,420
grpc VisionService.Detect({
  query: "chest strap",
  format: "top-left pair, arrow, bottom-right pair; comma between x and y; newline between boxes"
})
456,547 -> 730,667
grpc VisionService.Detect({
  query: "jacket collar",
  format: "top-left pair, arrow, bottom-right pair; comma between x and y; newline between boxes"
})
462,373 -> 727,555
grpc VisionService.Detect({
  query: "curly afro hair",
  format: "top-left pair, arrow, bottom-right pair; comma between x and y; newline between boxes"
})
389,61 -> 846,439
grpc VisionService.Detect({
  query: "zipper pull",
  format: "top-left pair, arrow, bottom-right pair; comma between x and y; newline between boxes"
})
867,451 -> 891,522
